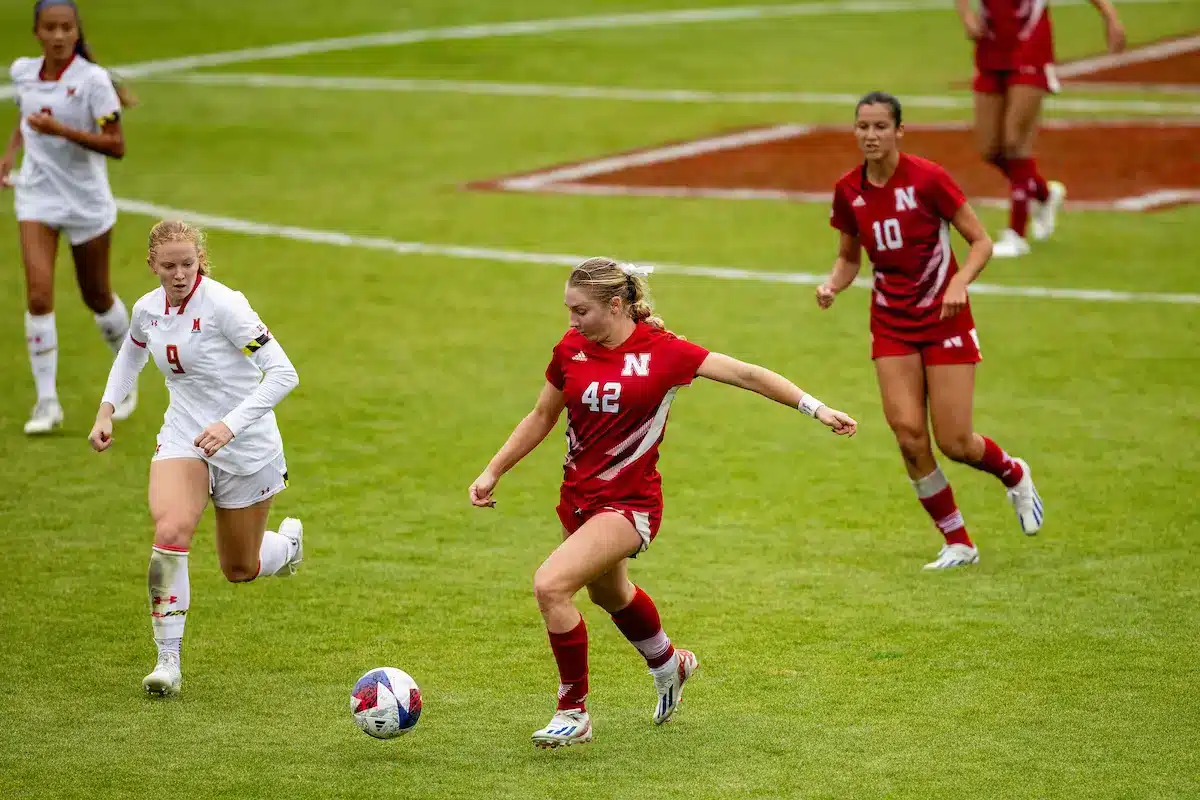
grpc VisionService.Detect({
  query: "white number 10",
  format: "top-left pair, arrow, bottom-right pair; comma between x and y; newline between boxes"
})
583,381 -> 621,413
872,218 -> 903,251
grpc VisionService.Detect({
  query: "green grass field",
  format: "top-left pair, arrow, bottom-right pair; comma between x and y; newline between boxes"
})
1,1 -> 1198,798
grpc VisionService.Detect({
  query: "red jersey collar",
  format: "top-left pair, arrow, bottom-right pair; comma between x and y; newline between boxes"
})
164,274 -> 203,315
860,152 -> 907,192
38,54 -> 77,82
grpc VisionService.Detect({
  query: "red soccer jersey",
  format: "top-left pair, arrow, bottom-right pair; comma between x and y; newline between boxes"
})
830,153 -> 973,339
545,323 -> 710,510
975,0 -> 1055,71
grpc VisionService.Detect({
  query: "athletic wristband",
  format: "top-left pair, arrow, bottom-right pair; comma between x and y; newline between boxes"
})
798,393 -> 825,417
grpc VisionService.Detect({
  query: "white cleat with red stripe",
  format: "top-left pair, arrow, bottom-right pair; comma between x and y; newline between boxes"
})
652,648 -> 698,725
532,709 -> 592,749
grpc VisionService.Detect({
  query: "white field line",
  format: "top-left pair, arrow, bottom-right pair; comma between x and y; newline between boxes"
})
111,197 -> 1200,305
1057,33 -> 1200,78
499,181 -> 1200,212
0,0 -> 1186,100
482,119 -> 1200,211
148,72 -> 1200,115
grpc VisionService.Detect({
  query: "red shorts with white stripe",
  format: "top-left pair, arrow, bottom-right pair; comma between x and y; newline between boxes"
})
556,487 -> 662,558
871,321 -> 983,365
973,63 -> 1060,95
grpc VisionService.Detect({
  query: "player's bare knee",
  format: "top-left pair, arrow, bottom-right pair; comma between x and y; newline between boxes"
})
533,568 -> 570,612
80,286 -> 114,314
936,432 -> 974,463
26,291 -> 53,316
221,561 -> 258,583
891,424 -> 929,461
152,519 -> 194,550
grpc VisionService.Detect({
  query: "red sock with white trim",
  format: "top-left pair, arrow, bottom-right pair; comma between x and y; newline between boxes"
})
913,468 -> 973,547
971,436 -> 1025,488
611,586 -> 676,669
548,616 -> 589,711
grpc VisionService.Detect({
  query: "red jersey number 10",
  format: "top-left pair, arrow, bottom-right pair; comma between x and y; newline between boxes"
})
873,218 -> 904,251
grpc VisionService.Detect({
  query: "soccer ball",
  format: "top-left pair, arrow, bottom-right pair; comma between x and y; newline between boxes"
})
350,667 -> 423,739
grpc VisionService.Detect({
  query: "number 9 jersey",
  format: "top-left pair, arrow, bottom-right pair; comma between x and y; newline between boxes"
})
545,323 -> 709,514
830,153 -> 975,343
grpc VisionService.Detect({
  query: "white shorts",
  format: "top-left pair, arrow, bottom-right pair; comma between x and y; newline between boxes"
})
14,192 -> 117,246
153,437 -> 290,510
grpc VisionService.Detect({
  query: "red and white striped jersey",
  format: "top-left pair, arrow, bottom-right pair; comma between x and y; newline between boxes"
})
545,323 -> 709,510
830,153 -> 973,338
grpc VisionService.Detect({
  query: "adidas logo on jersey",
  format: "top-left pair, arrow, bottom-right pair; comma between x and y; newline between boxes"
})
852,196 -> 866,207
571,352 -> 588,362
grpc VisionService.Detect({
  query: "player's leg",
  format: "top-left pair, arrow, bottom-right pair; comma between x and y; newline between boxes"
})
144,457 -> 210,696
926,351 -> 1043,535
973,85 -> 1009,181
211,455 -> 300,582
19,221 -> 63,434
70,223 -> 137,420
994,83 -> 1053,256
875,350 -> 978,569
529,512 -> 641,748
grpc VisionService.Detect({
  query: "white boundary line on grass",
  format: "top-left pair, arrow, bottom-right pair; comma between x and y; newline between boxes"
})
1057,33 -> 1200,78
112,197 -> 1200,305
0,0 -> 1187,100
147,72 -> 1200,115
484,119 -> 1200,212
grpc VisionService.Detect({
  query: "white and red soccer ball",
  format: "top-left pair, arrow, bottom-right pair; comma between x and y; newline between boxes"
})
350,667 -> 422,739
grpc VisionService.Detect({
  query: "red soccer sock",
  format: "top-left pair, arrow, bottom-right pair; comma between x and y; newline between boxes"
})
1009,157 -> 1050,203
985,152 -> 1009,177
913,468 -> 973,547
972,436 -> 1025,488
548,616 -> 589,711
611,586 -> 675,669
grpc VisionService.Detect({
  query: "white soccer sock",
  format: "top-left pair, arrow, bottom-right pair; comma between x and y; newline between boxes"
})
25,312 -> 58,402
94,295 -> 129,355
255,531 -> 292,578
148,546 -> 190,654
650,651 -> 679,680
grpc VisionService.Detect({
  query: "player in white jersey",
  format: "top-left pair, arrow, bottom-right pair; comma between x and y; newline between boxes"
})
1,0 -> 139,435
88,221 -> 304,697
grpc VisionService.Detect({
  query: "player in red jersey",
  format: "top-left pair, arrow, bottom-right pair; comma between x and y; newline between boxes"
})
469,257 -> 857,749
958,0 -> 1124,257
817,92 -> 1043,571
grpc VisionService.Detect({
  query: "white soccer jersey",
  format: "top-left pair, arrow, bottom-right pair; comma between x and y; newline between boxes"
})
9,55 -> 119,225
127,276 -> 287,476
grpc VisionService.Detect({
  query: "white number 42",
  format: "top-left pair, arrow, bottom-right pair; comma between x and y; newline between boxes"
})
583,381 -> 621,413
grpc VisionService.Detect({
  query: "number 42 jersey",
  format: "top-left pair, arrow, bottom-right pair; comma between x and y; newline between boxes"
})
830,153 -> 974,339
545,323 -> 710,510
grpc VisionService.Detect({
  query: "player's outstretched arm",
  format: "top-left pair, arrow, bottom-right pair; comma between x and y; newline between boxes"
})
470,381 -> 566,507
1088,0 -> 1126,52
26,115 -> 124,159
89,336 -> 150,452
815,232 -> 862,310
696,353 -> 857,437
0,125 -> 22,187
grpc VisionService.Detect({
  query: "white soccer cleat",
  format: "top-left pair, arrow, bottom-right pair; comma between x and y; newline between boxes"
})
1031,181 -> 1067,242
111,388 -> 138,422
923,543 -> 980,570
1006,458 -> 1043,535
143,651 -> 182,697
652,648 -> 698,725
23,399 -> 63,435
278,517 -> 303,576
531,709 -> 592,749
991,228 -> 1031,259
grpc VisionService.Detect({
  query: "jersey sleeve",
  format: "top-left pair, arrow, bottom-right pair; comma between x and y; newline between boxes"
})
9,59 -> 27,107
545,342 -> 566,390
86,68 -> 122,127
128,302 -> 149,348
216,291 -> 274,356
924,163 -> 968,221
829,184 -> 859,236
663,333 -> 710,386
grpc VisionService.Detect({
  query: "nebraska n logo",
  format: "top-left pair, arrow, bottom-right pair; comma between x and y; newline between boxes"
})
894,186 -> 917,212
621,353 -> 651,377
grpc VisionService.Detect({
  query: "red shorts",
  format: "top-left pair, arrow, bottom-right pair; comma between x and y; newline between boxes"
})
973,64 -> 1060,95
556,489 -> 662,557
871,324 -> 982,365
